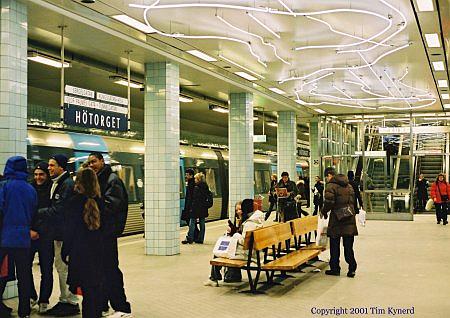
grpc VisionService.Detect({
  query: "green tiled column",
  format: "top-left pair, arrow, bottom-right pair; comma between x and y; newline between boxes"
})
277,112 -> 297,179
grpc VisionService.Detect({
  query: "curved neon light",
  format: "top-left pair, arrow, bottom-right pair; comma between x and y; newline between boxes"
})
247,13 -> 280,39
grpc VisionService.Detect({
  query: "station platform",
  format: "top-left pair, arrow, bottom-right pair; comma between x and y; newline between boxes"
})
4,215 -> 450,317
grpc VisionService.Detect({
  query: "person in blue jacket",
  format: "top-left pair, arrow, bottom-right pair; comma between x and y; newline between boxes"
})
0,156 -> 37,318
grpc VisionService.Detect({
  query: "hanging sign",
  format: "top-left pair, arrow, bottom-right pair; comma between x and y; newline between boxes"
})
253,135 -> 267,143
63,85 -> 128,132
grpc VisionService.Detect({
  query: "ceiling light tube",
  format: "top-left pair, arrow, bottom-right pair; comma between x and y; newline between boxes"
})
442,94 -> 450,100
209,104 -> 229,113
267,121 -> 278,127
253,116 -> 259,121
432,61 -> 445,71
27,51 -> 70,68
314,108 -> 326,114
109,75 -> 143,89
186,50 -> 217,62
234,71 -> 258,81
219,54 -> 265,79
438,80 -> 448,88
416,0 -> 434,11
425,33 -> 440,47
179,95 -> 193,103
247,12 -> 280,39
269,87 -> 286,94
444,104 -> 450,109
112,14 -> 157,33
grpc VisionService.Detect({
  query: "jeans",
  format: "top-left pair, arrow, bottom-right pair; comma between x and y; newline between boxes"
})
102,238 -> 131,313
1,248 -> 32,317
329,236 -> 357,273
436,203 -> 448,223
187,217 -> 205,243
54,241 -> 78,304
30,239 -> 54,304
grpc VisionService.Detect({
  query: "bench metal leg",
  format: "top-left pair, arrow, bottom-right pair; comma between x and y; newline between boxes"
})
240,269 -> 265,294
274,271 -> 295,278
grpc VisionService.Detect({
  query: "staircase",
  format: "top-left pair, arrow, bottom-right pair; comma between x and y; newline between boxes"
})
417,136 -> 445,192
370,159 -> 387,212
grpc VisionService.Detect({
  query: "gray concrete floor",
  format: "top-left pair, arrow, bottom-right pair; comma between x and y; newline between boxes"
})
4,215 -> 450,317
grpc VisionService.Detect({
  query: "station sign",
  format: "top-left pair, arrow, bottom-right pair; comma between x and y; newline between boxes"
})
379,126 -> 450,134
253,135 -> 267,143
355,151 -> 386,157
63,85 -> 128,132
297,147 -> 310,157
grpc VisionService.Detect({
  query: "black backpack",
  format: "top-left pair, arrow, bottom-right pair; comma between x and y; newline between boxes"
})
108,173 -> 129,236
204,189 -> 213,209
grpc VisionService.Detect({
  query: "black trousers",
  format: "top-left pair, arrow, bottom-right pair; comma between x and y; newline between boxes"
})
416,194 -> 427,211
102,238 -> 131,313
265,201 -> 277,221
1,248 -> 32,317
30,238 -> 54,304
436,203 -> 448,223
329,236 -> 357,273
82,284 -> 103,318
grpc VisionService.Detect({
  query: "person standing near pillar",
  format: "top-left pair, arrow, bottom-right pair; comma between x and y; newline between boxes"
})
277,172 -> 298,222
88,152 -> 132,318
416,174 -> 429,212
38,155 -> 79,317
0,156 -> 38,318
29,162 -> 54,314
312,176 -> 324,216
265,174 -> 278,221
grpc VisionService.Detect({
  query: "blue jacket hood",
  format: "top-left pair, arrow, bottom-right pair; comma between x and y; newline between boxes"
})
4,156 -> 28,180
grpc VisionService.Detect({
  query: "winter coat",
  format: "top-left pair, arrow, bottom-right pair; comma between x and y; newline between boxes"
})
0,156 -> 37,248
31,180 -> 52,239
184,178 -> 195,214
416,179 -> 429,198
349,180 -> 363,211
269,180 -> 277,203
37,171 -> 74,241
62,194 -> 105,290
322,174 -> 358,238
191,181 -> 209,219
430,181 -> 450,204
312,181 -> 324,206
97,165 -> 128,238
234,210 -> 265,260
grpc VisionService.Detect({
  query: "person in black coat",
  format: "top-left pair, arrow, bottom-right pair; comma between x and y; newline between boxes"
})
312,176 -> 324,216
181,169 -> 195,223
183,172 -> 210,244
347,171 -> 363,213
62,168 -> 105,318
277,172 -> 298,222
29,162 -> 54,314
88,152 -> 131,316
416,174 -> 429,212
265,174 -> 278,221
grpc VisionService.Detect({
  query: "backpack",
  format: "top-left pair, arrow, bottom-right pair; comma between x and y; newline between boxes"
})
204,189 -> 213,209
108,173 -> 129,237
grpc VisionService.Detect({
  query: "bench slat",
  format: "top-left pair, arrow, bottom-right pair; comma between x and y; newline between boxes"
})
292,216 -> 318,237
210,258 -> 247,268
261,249 -> 320,271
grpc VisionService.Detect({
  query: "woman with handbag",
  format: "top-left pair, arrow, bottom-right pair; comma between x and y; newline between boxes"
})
430,173 -> 450,225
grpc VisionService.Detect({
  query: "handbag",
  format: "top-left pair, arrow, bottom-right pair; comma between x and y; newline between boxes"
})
213,234 -> 239,259
425,198 -> 434,211
334,186 -> 355,221
437,183 -> 449,202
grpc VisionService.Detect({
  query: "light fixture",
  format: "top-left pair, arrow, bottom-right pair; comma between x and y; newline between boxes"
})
247,12 -> 280,39
303,132 -> 310,136
234,71 -> 258,81
112,14 -> 157,33
186,50 -> 217,62
424,117 -> 450,120
209,104 -> 229,113
267,121 -> 278,127
109,75 -> 144,89
268,87 -> 286,94
314,108 -> 326,114
442,94 -> 450,100
438,80 -> 448,88
219,54 -> 265,79
425,33 -> 440,47
253,116 -> 259,121
416,0 -> 434,11
179,95 -> 193,103
444,104 -> 450,109
432,61 -> 445,71
27,51 -> 70,68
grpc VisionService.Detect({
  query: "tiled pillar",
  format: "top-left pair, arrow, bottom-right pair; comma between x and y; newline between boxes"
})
310,118 -> 321,179
0,0 -> 27,173
0,0 -> 26,300
277,111 -> 297,179
144,62 -> 180,256
228,93 -> 254,220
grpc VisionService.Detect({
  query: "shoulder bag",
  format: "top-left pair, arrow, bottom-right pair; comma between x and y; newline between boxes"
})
334,186 -> 355,221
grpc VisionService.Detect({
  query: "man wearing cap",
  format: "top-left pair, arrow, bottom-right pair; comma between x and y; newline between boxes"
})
37,155 -> 79,316
29,162 -> 54,314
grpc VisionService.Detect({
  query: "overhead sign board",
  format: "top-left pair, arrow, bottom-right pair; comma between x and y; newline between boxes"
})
379,126 -> 450,134
63,85 -> 128,132
355,151 -> 386,157
253,135 -> 267,143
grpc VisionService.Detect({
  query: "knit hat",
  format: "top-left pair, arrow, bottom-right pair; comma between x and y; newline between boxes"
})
51,154 -> 68,170
34,161 -> 50,178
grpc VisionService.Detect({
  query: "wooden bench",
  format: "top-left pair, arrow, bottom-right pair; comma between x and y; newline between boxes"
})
209,216 -> 324,293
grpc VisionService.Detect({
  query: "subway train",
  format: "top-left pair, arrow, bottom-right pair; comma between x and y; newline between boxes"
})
27,128 -> 308,236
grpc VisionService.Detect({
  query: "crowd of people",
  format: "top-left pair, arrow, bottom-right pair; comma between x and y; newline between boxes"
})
0,153 -> 132,318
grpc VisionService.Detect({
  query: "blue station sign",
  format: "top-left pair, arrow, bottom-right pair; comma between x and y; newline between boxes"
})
63,85 -> 128,132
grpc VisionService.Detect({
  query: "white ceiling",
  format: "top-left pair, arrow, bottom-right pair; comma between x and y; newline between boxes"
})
67,0 -> 444,114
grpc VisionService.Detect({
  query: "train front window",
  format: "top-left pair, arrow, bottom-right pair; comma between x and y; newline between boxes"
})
205,168 -> 219,196
114,165 -> 137,202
